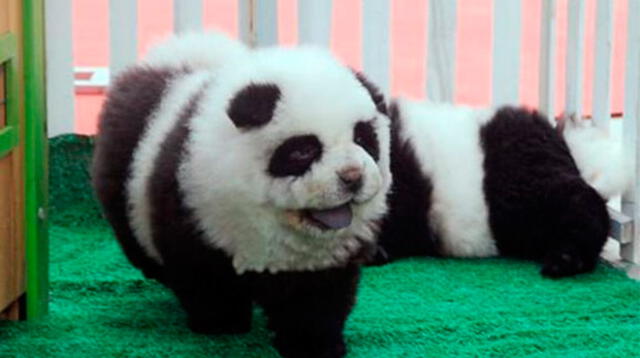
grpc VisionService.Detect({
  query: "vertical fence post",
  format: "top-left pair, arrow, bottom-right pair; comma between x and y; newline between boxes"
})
238,0 -> 277,47
491,0 -> 521,107
539,0 -> 556,120
174,0 -> 203,34
592,0 -> 614,131
238,0 -> 253,45
362,0 -> 390,94
298,1 -> 333,46
109,0 -> 138,76
23,0 -> 49,319
564,0 -> 586,120
622,0 -> 640,264
426,0 -> 457,103
44,0 -> 75,137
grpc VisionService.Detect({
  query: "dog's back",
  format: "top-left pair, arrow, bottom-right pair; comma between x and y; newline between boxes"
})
92,66 -> 177,279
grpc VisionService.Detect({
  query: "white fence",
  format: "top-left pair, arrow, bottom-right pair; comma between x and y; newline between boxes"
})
45,0 -> 640,265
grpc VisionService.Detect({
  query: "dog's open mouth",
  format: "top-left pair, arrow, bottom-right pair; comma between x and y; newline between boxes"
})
302,204 -> 353,230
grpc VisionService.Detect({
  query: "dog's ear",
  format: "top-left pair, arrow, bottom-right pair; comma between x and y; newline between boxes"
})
556,112 -> 567,134
352,70 -> 387,115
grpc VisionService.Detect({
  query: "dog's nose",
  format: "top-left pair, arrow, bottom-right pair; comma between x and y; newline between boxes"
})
338,167 -> 363,193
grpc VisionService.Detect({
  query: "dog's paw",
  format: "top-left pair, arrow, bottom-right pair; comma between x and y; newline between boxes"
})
276,340 -> 346,358
540,250 -> 592,278
365,246 -> 391,266
188,315 -> 251,335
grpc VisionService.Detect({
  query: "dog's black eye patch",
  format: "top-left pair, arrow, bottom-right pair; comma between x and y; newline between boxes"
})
268,135 -> 323,177
227,83 -> 281,129
354,121 -> 379,161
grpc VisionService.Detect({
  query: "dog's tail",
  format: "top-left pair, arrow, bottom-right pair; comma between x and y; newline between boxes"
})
558,113 -> 632,200
142,31 -> 249,72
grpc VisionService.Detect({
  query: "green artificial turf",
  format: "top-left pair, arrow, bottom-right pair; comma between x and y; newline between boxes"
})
1,135 -> 639,357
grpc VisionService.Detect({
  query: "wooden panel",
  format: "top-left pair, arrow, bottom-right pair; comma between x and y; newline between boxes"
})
0,297 -> 21,319
0,0 -> 26,317
0,0 -> 8,32
0,66 -> 5,128
0,154 -> 23,312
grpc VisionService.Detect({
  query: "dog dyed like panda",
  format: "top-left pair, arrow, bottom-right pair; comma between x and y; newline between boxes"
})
92,33 -> 391,358
375,99 -> 629,278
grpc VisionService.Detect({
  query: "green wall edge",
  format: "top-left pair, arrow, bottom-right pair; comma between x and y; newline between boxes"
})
22,0 -> 49,319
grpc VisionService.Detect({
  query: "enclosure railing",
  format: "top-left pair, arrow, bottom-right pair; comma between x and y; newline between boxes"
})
45,0 -> 640,265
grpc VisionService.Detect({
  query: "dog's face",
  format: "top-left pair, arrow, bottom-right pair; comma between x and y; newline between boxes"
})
183,47 -> 391,271
260,88 -> 389,238
224,49 -> 391,238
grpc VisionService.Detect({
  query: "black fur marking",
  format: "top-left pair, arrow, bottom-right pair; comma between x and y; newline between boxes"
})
480,106 -> 609,277
268,135 -> 323,177
251,265 -> 360,358
99,68 -> 360,357
227,83 -> 281,129
149,84 -> 254,335
92,66 -> 177,280
353,71 -> 387,115
372,102 -> 438,264
149,108 -> 358,355
354,120 -> 380,161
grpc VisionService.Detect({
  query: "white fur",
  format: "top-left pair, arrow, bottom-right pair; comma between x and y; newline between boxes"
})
395,99 -> 498,257
180,45 -> 392,273
561,116 -> 631,200
143,32 -> 249,71
126,71 -> 213,263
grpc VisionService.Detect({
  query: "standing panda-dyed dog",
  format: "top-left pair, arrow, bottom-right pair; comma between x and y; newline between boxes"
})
375,99 -> 629,278
93,33 -> 391,358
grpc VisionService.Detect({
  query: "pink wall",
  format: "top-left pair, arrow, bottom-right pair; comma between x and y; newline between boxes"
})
72,0 -> 629,134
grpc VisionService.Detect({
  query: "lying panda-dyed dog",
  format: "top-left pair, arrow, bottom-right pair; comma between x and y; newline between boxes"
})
93,33 -> 391,358
375,99 -> 629,278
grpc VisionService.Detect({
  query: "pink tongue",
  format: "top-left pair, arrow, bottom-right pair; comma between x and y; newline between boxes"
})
308,204 -> 353,230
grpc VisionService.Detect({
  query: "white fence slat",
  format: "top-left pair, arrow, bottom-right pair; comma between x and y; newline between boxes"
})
238,0 -> 278,47
538,0 -> 556,119
426,0 -> 457,103
362,0 -> 390,94
254,0 -> 278,46
45,0 -> 75,137
238,0 -> 252,45
564,0 -> 586,119
491,0 -> 521,107
298,1 -> 333,46
174,0 -> 203,33
622,0 -> 640,264
592,0 -> 614,131
109,0 -> 138,76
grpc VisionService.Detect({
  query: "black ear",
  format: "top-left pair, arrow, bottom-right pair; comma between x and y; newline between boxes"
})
352,70 -> 387,115
227,83 -> 281,129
